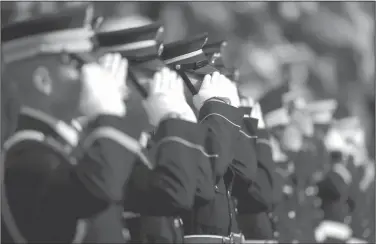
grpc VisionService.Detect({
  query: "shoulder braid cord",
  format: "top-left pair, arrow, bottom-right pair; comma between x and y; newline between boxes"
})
1,130 -> 86,244
2,139 -> 28,243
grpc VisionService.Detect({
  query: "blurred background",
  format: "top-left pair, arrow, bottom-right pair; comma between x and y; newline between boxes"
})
1,1 -> 375,158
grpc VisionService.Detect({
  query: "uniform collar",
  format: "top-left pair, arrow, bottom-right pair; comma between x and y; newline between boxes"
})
17,107 -> 79,147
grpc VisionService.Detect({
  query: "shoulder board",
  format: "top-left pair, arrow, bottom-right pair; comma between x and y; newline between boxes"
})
3,129 -> 76,165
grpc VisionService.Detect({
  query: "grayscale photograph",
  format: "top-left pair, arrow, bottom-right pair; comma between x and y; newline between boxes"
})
1,1 -> 375,243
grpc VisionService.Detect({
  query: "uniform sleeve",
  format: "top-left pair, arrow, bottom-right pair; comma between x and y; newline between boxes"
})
125,118 -> 211,215
256,129 -> 275,184
194,151 -> 216,204
236,127 -> 276,214
317,163 -> 352,200
1,80 -> 20,145
4,141 -> 108,222
72,115 -> 145,217
237,166 -> 271,214
231,117 -> 258,200
237,212 -> 274,239
257,129 -> 281,206
198,101 -> 243,178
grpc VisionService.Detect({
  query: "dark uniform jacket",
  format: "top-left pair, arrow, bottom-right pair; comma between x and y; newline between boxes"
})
315,159 -> 354,242
272,163 -> 301,243
349,162 -> 375,243
237,127 -> 277,240
317,162 -> 353,222
293,137 -> 329,243
1,79 -> 20,244
2,111 -> 104,243
2,109 -> 173,243
182,101 -> 245,236
123,118 -> 213,244
1,80 -> 20,145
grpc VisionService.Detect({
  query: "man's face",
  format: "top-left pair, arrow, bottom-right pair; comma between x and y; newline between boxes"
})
52,56 -> 85,118
9,54 -> 83,119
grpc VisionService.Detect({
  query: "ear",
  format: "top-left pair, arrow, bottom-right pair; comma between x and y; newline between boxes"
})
32,66 -> 53,96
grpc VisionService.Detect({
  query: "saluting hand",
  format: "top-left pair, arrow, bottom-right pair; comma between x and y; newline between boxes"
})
143,68 -> 197,126
290,109 -> 314,137
281,124 -> 303,152
79,53 -> 128,118
240,96 -> 255,108
324,128 -> 352,154
250,102 -> 266,129
192,71 -> 240,111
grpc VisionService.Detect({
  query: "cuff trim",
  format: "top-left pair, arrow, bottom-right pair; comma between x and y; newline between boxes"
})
199,113 -> 241,128
240,130 -> 257,139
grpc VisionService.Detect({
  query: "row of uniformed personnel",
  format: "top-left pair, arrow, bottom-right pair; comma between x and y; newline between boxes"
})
0,4 -> 275,244
256,83 -> 375,244
1,4 -> 374,244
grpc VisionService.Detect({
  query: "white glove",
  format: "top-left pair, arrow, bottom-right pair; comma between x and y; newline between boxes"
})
240,96 -> 255,108
227,79 -> 241,108
345,128 -> 367,166
270,136 -> 288,163
193,72 -> 240,111
240,96 -> 255,118
281,124 -> 303,152
250,102 -> 266,129
291,109 -> 314,137
143,68 -> 197,126
324,128 -> 351,153
79,53 -> 128,118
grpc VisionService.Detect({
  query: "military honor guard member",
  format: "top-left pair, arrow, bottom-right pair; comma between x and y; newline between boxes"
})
157,32 -> 250,243
88,16 -> 214,243
79,15 -> 221,244
330,109 -> 374,244
1,6 -> 212,244
181,72 -> 247,243
289,98 -> 338,243
256,83 -> 302,243
314,106 -> 360,243
236,99 -> 279,242
1,5 -> 111,243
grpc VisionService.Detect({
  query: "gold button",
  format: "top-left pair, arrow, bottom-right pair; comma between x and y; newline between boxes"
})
288,211 -> 296,219
305,186 -> 315,196
214,185 -> 219,192
283,185 -> 293,195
